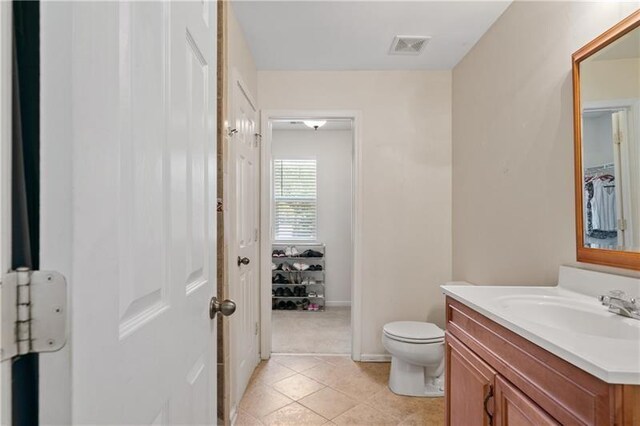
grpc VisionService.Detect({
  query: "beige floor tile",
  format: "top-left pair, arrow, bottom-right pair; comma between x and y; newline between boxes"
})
272,355 -> 324,373
251,360 -> 297,385
365,387 -> 429,420
298,387 -> 358,420
332,372 -> 385,402
313,355 -> 347,364
358,363 -> 390,382
261,402 -> 328,426
319,356 -> 353,368
398,398 -> 445,426
239,359 -> 444,426
272,374 -> 326,401
332,403 -> 399,426
239,382 -> 294,419
300,362 -> 348,387
235,410 -> 264,426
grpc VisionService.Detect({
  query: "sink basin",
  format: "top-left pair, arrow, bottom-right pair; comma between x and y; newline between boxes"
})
494,295 -> 640,341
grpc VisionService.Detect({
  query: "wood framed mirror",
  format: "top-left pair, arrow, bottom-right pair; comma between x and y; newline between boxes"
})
572,10 -> 640,271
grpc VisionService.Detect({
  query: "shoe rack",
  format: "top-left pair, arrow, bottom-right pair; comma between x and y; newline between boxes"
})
272,243 -> 325,312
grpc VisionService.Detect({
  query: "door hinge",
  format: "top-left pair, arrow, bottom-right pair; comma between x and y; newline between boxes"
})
254,228 -> 259,242
1,268 -> 67,360
255,322 -> 259,336
614,131 -> 622,145
618,218 -> 627,231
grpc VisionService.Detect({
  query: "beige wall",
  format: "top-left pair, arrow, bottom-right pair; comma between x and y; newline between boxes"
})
259,71 -> 452,356
582,58 -> 640,102
228,4 -> 257,100
452,2 -> 640,286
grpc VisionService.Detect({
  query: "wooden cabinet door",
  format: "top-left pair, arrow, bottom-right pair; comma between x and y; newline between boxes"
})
494,376 -> 559,426
446,333 -> 496,426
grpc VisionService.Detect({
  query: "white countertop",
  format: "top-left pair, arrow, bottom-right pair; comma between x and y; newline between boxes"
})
441,266 -> 640,385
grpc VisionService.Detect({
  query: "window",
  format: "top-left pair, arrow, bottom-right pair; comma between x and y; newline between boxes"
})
273,159 -> 317,241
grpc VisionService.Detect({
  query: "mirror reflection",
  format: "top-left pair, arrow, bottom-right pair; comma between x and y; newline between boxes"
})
580,27 -> 640,252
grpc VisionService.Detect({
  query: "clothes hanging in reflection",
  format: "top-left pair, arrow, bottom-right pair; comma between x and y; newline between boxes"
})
585,175 -> 617,239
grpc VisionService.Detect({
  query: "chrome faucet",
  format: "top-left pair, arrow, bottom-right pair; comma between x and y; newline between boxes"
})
598,290 -> 640,320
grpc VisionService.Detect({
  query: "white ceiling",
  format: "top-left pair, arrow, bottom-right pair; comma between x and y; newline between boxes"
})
232,1 -> 512,70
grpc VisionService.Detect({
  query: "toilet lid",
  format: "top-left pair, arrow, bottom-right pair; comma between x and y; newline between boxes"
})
383,321 -> 444,343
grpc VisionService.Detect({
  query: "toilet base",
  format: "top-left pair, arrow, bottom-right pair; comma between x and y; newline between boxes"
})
388,356 -> 444,397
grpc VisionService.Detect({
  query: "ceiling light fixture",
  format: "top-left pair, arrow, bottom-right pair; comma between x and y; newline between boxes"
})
303,120 -> 327,131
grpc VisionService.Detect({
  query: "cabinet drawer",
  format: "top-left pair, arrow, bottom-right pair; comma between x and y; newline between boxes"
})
495,375 -> 559,426
446,297 -> 612,425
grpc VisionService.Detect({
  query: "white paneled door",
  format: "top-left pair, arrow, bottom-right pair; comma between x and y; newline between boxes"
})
229,80 -> 260,415
39,2 -> 217,424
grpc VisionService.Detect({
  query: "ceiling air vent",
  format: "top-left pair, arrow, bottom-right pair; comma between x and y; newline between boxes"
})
389,35 -> 430,56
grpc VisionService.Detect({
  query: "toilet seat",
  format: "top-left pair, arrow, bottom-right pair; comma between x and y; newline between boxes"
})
383,321 -> 444,344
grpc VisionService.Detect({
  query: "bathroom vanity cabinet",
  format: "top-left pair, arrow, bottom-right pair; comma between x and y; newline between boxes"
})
445,297 -> 640,425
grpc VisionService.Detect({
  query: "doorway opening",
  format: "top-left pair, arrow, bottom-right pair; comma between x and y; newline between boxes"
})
582,100 -> 640,251
260,112 -> 363,360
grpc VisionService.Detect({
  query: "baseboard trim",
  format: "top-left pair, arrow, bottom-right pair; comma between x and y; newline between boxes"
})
360,354 -> 392,362
325,301 -> 352,307
229,407 -> 238,426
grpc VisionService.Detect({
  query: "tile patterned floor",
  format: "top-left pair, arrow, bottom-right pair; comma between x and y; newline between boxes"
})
236,355 -> 445,425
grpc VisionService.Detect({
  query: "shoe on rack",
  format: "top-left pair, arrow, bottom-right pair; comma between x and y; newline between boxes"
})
301,285 -> 307,296
275,287 -> 285,297
302,299 -> 310,310
272,262 -> 277,270
307,278 -> 316,285
308,291 -> 318,297
296,301 -> 303,310
277,301 -> 287,310
293,286 -> 301,297
284,246 -> 293,257
314,265 -> 323,271
291,246 -> 300,257
283,288 -> 294,297
293,262 -> 309,271
300,249 -> 323,258
286,301 -> 296,310
273,274 -> 288,284
281,262 -> 292,272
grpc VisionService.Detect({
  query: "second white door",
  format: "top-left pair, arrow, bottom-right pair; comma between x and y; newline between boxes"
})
229,78 -> 260,415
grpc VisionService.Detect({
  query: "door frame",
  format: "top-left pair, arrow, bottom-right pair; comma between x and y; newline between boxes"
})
259,110 -> 363,361
0,2 -> 12,423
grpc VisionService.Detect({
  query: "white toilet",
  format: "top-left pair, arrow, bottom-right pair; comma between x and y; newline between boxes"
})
381,321 -> 445,397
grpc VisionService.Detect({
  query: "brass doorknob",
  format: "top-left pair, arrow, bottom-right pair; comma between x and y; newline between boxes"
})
209,297 -> 236,319
237,256 -> 250,266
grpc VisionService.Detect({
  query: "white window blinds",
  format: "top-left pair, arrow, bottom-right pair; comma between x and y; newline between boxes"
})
273,159 -> 317,241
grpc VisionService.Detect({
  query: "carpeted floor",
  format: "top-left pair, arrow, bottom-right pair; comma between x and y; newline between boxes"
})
272,307 -> 351,354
